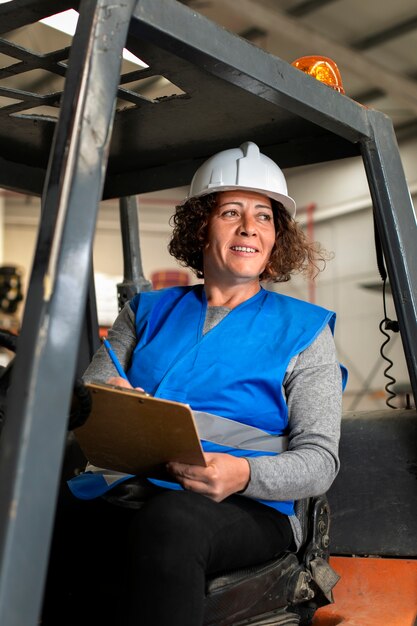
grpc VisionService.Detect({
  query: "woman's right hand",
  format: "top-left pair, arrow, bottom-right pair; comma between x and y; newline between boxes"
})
107,376 -> 132,388
106,376 -> 144,392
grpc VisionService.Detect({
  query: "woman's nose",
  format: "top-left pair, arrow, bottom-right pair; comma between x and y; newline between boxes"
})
239,217 -> 256,236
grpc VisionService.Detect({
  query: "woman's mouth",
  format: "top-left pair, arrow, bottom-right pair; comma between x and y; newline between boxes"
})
230,246 -> 258,253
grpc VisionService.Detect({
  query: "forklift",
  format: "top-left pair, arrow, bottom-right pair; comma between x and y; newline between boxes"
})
0,1 -> 416,625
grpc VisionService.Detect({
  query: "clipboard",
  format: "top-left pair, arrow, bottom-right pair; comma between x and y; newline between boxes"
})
74,382 -> 207,477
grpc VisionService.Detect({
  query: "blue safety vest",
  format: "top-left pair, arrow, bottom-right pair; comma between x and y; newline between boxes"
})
69,285 -> 345,516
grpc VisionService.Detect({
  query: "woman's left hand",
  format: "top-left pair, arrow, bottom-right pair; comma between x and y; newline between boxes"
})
167,453 -> 250,502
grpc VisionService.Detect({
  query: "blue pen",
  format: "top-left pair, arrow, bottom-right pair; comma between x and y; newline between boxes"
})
102,336 -> 129,381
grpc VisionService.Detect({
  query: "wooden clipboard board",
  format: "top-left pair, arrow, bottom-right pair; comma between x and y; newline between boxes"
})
74,382 -> 207,477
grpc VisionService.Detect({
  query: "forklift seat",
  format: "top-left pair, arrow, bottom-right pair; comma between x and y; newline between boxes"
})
202,495 -> 339,626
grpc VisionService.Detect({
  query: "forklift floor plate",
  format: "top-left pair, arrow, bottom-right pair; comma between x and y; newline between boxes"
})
313,556 -> 417,625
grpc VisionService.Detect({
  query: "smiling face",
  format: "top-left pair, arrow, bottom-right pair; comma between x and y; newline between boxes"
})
203,190 -> 276,287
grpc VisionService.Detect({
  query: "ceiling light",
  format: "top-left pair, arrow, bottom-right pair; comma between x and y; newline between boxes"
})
0,3 -> 147,68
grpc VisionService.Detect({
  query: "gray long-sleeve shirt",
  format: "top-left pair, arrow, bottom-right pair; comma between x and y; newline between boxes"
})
84,301 -> 343,547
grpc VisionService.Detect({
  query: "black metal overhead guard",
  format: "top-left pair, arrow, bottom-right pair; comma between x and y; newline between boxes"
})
0,2 -> 416,625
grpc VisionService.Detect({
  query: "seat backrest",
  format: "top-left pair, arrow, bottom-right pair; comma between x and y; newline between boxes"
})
327,409 -> 417,557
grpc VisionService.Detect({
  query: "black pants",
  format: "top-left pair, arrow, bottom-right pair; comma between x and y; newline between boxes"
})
42,488 -> 293,626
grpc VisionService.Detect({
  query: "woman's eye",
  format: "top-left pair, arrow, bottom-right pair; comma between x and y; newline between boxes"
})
222,210 -> 238,217
258,213 -> 272,221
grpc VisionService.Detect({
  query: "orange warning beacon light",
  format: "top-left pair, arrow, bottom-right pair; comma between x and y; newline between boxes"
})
291,55 -> 345,94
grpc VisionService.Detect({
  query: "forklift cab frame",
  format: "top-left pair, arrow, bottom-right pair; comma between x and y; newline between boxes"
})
0,1 -> 416,625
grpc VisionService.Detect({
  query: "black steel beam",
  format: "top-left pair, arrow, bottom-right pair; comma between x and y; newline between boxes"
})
117,195 -> 152,311
286,0 -> 339,18
0,39 -> 69,82
0,2 -> 135,626
395,118 -> 417,142
361,111 -> 417,403
352,15 -> 417,50
129,0 -> 371,144
352,87 -> 385,106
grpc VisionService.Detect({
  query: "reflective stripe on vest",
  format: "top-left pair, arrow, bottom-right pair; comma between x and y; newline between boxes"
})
194,411 -> 288,453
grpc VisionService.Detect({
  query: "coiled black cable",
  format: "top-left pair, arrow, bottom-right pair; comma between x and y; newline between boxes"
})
374,217 -> 399,408
379,319 -> 397,408
379,285 -> 399,409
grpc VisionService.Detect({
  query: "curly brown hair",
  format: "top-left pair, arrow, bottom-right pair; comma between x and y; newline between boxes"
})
168,193 -> 329,282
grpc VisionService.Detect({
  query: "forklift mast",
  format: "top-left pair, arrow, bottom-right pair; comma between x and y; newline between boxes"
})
0,1 -> 416,625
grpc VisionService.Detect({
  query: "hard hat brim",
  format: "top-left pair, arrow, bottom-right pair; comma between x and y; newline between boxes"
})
182,185 -> 296,218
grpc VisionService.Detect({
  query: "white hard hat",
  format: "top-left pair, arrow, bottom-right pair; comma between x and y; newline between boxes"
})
185,141 -> 296,216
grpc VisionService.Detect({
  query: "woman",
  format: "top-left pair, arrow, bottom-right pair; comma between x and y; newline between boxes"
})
46,142 -> 345,626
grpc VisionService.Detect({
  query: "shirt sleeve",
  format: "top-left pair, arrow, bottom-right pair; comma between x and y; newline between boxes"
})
82,303 -> 137,383
242,324 -> 343,501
